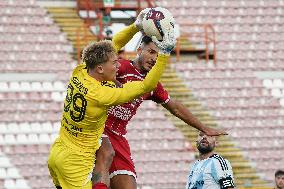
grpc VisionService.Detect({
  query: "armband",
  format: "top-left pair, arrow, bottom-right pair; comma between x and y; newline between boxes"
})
219,176 -> 235,189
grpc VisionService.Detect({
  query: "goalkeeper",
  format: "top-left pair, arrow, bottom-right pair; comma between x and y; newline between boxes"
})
47,10 -> 175,189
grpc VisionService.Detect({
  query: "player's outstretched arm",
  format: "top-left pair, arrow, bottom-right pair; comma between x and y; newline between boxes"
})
112,24 -> 139,52
162,100 -> 228,136
96,53 -> 169,106
112,9 -> 149,52
96,29 -> 175,106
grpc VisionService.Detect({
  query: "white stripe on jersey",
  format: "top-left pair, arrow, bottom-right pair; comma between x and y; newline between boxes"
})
185,154 -> 234,189
117,74 -> 145,80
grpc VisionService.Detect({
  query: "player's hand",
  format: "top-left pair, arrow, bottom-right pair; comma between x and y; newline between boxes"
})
203,127 -> 228,136
134,8 -> 150,31
151,28 -> 176,55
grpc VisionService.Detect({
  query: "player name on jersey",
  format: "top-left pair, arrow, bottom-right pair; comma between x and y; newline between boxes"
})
72,76 -> 88,95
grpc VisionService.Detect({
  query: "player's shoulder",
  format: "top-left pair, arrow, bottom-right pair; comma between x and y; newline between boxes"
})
209,154 -> 231,170
73,63 -> 86,74
118,59 -> 132,69
156,81 -> 166,89
209,153 -> 227,161
86,80 -> 116,100
100,81 -> 116,88
91,81 -> 116,92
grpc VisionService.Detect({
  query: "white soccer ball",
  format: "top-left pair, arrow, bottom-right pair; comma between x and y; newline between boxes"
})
142,7 -> 175,41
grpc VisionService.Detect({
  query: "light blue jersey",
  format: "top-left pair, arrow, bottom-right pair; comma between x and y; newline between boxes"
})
186,154 -> 235,189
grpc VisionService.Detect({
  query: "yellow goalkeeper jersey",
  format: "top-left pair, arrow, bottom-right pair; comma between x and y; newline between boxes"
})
59,24 -> 169,154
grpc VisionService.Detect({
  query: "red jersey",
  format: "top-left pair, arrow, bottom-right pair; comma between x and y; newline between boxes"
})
105,59 -> 170,135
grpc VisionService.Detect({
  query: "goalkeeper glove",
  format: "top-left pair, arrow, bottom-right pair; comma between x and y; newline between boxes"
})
134,8 -> 150,31
151,28 -> 176,55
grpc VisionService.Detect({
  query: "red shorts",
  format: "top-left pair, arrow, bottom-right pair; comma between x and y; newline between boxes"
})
104,128 -> 136,179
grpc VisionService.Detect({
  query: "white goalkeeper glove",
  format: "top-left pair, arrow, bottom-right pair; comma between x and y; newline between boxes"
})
151,28 -> 176,55
134,8 -> 150,31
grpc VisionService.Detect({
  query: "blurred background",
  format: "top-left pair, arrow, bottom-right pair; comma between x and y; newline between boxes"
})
0,0 -> 283,188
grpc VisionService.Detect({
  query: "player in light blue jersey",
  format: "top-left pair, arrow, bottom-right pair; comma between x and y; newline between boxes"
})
186,132 -> 235,189
274,170 -> 284,189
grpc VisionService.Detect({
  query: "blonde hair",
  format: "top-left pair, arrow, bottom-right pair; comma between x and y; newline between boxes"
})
81,40 -> 116,69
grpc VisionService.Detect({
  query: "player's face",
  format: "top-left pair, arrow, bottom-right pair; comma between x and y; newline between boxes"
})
275,175 -> 284,188
101,54 -> 120,81
196,132 -> 217,154
139,42 -> 159,72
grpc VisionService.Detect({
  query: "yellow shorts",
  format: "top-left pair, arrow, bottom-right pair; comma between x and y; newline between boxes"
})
48,138 -> 96,189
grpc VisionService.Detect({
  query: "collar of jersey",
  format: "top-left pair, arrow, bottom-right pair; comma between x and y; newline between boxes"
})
81,64 -> 101,84
198,153 -> 218,161
130,60 -> 147,76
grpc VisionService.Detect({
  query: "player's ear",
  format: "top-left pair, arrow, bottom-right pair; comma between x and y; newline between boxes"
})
96,64 -> 104,74
137,46 -> 142,55
215,140 -> 219,147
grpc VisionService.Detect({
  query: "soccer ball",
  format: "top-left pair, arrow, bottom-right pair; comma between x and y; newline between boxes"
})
142,7 -> 175,41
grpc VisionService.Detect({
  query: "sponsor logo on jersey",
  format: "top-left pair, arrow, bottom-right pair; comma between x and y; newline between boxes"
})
108,105 -> 132,121
101,81 -> 116,88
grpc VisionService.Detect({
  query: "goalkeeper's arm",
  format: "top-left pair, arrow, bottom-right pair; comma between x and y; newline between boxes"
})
112,9 -> 149,52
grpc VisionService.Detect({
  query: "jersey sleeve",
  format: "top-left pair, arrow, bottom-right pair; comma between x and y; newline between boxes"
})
211,158 -> 235,189
112,23 -> 139,53
94,54 -> 169,106
150,82 -> 170,104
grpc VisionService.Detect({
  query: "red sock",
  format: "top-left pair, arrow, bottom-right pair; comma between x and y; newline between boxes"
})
92,183 -> 108,189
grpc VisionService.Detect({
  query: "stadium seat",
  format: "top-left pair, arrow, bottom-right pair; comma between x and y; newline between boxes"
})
4,179 -> 15,189
42,82 -> 53,91
280,98 -> 284,107
271,88 -> 283,97
0,168 -> 7,179
273,78 -> 284,88
27,134 -> 39,144
53,81 -> 65,91
15,179 -> 30,189
263,79 -> 273,88
41,122 -> 53,133
31,82 -> 42,91
0,156 -> 11,168
38,134 -> 51,144
4,135 -> 16,145
16,134 -> 28,145
51,91 -> 63,102
7,168 -> 21,179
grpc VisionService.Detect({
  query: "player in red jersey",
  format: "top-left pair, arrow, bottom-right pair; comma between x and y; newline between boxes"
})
91,35 -> 227,189
89,8 -> 227,189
